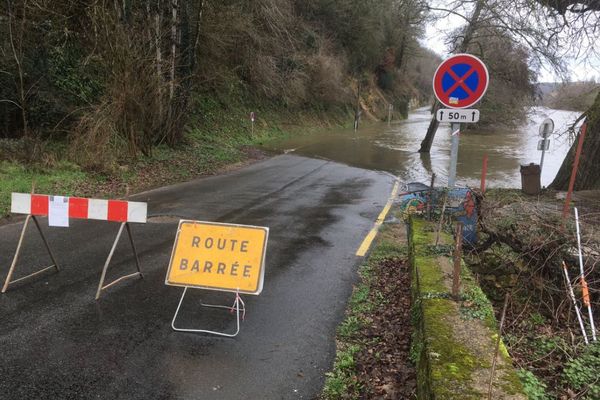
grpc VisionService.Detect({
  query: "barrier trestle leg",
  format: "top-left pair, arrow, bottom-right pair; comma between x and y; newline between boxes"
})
2,215 -> 61,293
171,287 -> 245,337
95,222 -> 143,300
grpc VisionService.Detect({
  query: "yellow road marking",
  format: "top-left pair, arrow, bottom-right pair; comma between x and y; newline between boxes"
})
356,181 -> 400,257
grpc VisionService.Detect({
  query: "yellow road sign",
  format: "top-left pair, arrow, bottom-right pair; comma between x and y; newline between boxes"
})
165,220 -> 269,294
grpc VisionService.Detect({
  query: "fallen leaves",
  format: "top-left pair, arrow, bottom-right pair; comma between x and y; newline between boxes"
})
354,258 -> 417,399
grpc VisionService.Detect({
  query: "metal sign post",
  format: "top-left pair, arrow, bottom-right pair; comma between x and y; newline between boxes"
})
250,112 -> 255,136
388,104 -> 393,126
448,123 -> 461,187
538,118 -> 554,174
432,54 -> 489,188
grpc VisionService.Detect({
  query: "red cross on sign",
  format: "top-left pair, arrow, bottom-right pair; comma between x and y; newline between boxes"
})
433,54 -> 489,109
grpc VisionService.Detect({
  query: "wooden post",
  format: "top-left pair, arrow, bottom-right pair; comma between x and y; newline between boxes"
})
427,173 -> 436,220
452,222 -> 464,300
435,191 -> 448,246
354,81 -> 361,132
488,293 -> 510,399
481,154 -> 488,194
562,122 -> 588,221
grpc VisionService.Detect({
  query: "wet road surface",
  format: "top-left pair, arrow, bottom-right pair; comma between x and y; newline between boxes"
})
0,155 -> 395,400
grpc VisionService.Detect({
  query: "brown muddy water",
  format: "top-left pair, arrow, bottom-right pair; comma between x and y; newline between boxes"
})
264,107 -> 582,188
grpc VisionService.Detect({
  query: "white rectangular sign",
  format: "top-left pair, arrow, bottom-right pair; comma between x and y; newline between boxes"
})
436,109 -> 480,123
537,139 -> 550,151
49,196 -> 69,227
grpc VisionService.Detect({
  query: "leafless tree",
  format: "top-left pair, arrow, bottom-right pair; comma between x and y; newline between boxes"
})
419,0 -> 569,152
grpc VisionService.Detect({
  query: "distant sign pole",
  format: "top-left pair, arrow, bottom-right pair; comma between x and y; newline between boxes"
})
166,220 -> 269,337
433,54 -> 489,188
538,118 -> 554,174
388,104 -> 393,126
250,112 -> 255,136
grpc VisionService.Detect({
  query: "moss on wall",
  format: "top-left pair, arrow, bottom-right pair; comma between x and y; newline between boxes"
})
409,216 -> 526,400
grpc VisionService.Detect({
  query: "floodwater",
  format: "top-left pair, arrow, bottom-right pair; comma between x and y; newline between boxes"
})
264,107 -> 582,188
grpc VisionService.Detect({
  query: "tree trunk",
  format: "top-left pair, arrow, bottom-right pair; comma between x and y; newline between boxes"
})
419,102 -> 440,152
6,0 -> 29,139
169,0 -> 178,103
550,92 -> 600,190
154,0 -> 163,119
418,0 -> 485,153
188,0 -> 204,72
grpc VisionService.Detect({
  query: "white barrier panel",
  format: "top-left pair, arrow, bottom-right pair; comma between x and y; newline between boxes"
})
3,193 -> 148,299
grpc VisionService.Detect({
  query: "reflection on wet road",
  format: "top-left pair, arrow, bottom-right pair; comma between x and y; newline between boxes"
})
0,155 -> 395,400
265,107 -> 581,187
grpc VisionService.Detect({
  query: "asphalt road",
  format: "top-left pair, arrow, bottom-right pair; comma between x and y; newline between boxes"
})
0,154 -> 395,400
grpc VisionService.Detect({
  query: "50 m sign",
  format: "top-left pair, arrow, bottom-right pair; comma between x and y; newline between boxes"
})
436,109 -> 480,123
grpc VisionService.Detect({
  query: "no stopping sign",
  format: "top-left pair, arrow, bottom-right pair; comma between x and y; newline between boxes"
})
433,54 -> 489,109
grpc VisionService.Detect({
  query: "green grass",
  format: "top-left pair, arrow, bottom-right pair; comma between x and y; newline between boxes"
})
322,344 -> 362,399
0,92 -> 349,219
0,161 -> 89,218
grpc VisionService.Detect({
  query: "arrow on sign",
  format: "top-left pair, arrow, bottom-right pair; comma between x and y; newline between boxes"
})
436,109 -> 480,123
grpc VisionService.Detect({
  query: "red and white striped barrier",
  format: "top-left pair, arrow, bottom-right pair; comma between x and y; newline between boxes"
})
3,193 -> 147,299
11,193 -> 147,223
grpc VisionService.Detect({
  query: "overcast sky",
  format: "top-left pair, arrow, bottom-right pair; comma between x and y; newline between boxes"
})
422,10 -> 598,83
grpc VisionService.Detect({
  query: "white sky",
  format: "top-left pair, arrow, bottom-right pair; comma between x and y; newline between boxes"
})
422,12 -> 599,83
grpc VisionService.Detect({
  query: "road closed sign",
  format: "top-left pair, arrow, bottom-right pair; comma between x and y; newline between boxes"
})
166,220 -> 269,295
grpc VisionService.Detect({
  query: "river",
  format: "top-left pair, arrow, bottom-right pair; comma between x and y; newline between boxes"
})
263,107 -> 582,188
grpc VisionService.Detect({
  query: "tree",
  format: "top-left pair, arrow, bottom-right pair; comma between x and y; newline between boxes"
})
463,27 -> 536,127
418,0 -> 563,152
0,0 -> 435,169
550,93 -> 600,189
419,0 -> 486,152
4,0 -> 29,139
527,1 -> 600,189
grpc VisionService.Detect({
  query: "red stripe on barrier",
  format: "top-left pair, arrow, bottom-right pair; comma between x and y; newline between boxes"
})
107,200 -> 128,222
31,195 -> 49,216
69,197 -> 89,219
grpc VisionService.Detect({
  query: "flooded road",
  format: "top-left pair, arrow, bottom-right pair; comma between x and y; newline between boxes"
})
265,107 -> 582,188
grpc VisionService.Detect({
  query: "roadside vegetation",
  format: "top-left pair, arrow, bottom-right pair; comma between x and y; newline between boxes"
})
0,95 -> 296,218
321,221 -> 416,399
467,188 -> 600,398
0,0 -> 439,203
540,81 -> 600,112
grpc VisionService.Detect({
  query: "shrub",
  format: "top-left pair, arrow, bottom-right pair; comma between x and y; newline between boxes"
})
563,342 -> 600,399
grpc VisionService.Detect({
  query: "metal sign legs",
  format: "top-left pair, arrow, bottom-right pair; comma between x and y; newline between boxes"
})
2,215 -> 60,293
171,287 -> 245,337
95,222 -> 143,300
2,218 -> 143,299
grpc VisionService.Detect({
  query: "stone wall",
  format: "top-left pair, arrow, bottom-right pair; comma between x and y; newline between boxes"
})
409,217 -> 526,399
